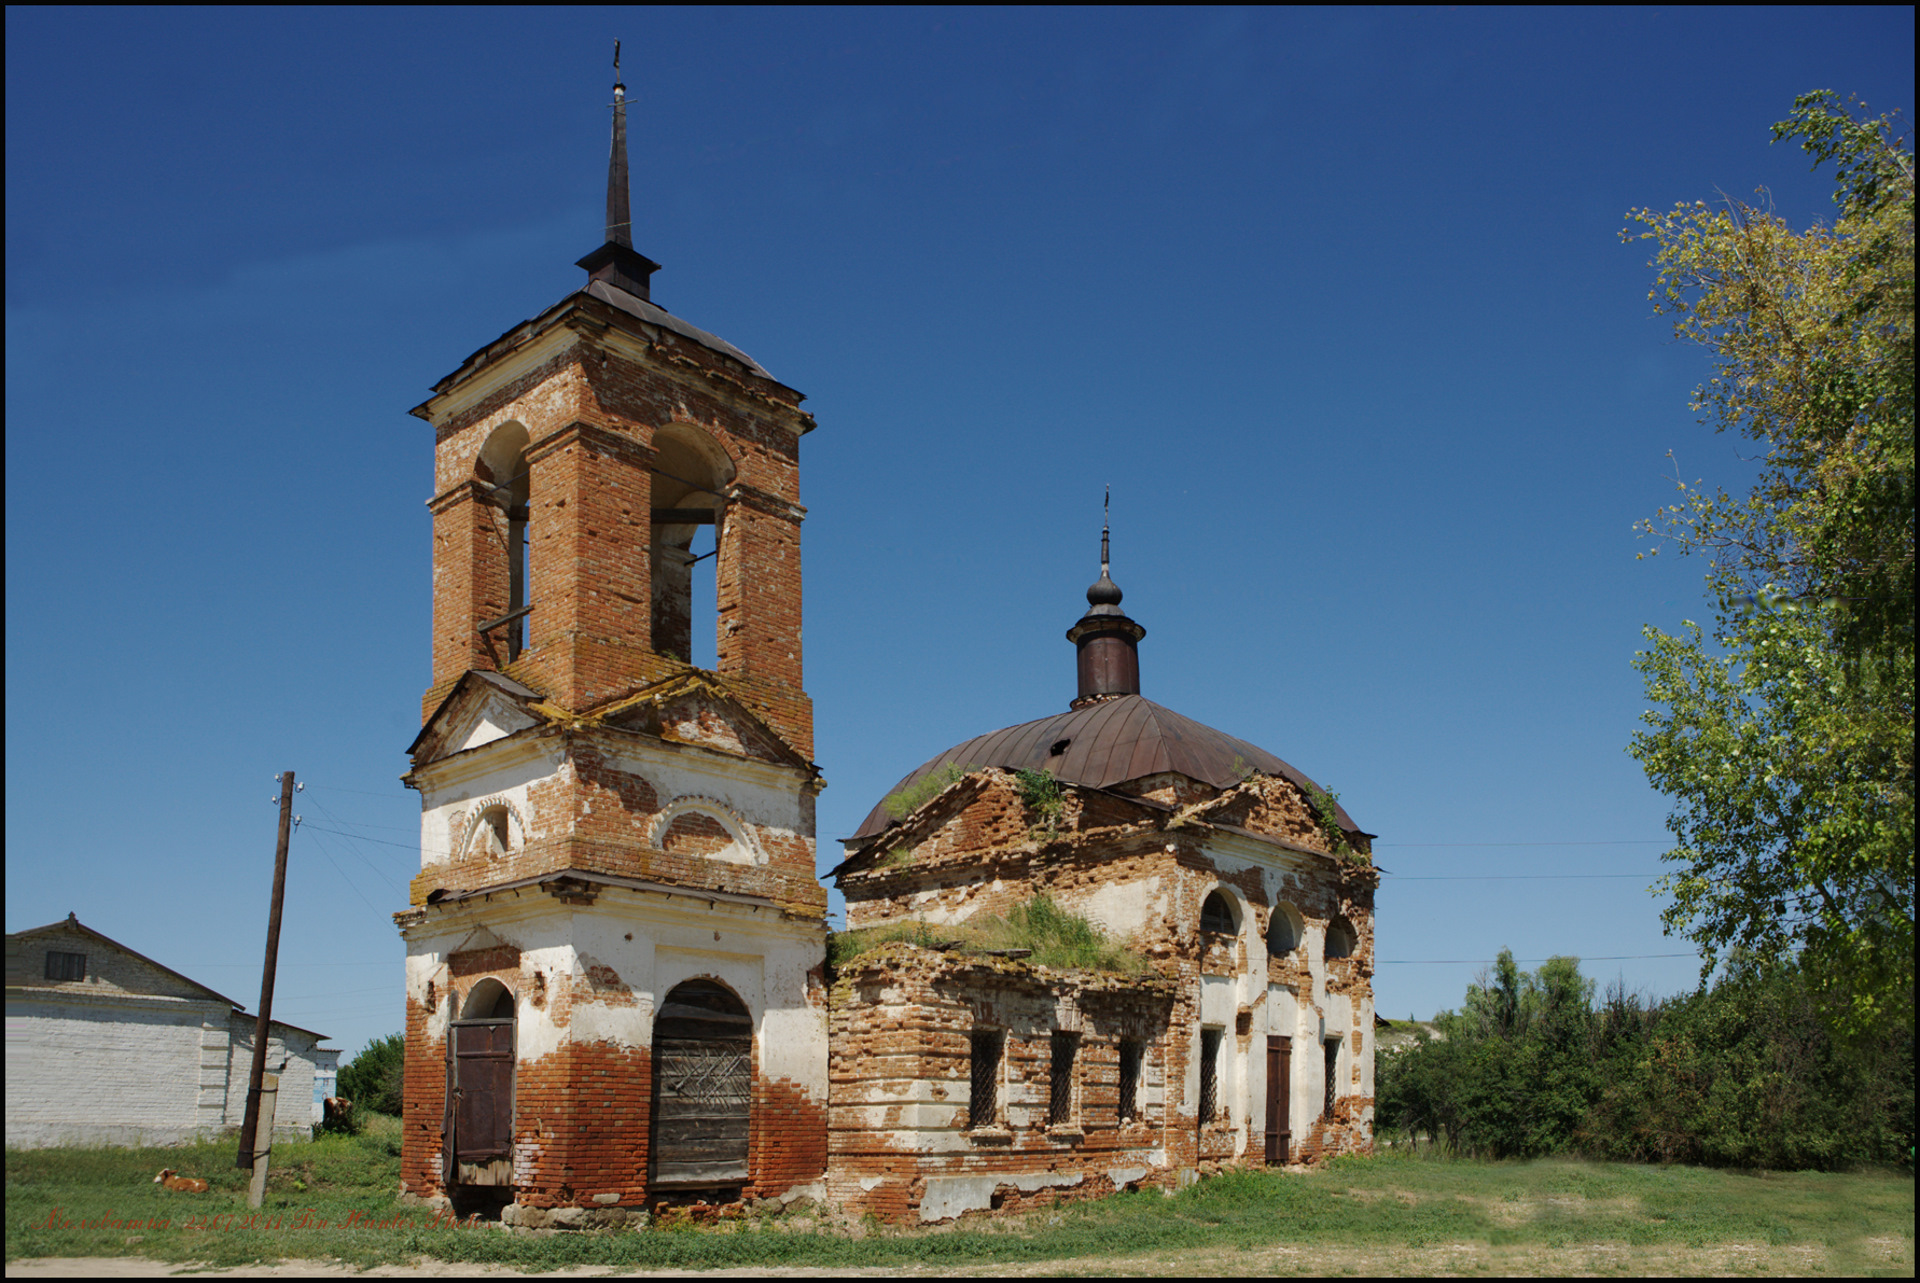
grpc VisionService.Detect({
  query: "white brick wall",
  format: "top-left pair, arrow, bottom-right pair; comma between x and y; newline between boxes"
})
6,921 -> 331,1149
5,991 -> 230,1147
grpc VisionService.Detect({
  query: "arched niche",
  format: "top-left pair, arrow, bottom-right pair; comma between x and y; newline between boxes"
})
1324,916 -> 1358,960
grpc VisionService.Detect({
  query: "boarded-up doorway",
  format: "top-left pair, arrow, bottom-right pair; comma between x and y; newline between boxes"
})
651,979 -> 751,1191
447,979 -> 515,1189
1265,1036 -> 1291,1164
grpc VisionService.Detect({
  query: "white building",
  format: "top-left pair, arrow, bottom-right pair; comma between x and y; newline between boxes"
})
5,914 -> 336,1148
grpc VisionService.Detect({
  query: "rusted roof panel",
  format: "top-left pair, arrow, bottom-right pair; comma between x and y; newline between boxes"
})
850,695 -> 1361,839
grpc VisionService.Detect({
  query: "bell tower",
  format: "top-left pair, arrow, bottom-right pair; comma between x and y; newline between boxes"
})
395,47 -> 828,1224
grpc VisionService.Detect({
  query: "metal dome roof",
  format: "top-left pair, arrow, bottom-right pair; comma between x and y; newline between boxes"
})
850,694 -> 1359,839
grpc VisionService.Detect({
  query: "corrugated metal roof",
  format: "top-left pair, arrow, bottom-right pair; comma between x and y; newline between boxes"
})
850,695 -> 1360,838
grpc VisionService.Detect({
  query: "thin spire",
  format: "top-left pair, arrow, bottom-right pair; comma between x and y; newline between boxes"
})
606,39 -> 632,248
1100,485 -> 1110,579
576,39 -> 661,300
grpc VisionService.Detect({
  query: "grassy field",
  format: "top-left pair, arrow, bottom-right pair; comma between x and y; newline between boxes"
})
5,1118 -> 1913,1275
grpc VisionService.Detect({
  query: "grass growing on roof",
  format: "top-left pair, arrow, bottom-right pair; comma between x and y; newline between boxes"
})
881,762 -> 974,820
828,895 -> 1148,977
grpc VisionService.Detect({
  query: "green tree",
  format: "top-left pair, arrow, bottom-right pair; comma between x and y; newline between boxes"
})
337,1032 -> 406,1118
1626,92 -> 1914,1036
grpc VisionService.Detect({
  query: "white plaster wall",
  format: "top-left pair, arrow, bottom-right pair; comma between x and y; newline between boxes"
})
5,994 -> 230,1148
1194,833 -> 1377,1158
223,1018 -> 325,1142
418,741 -> 559,869
1075,872 -> 1167,940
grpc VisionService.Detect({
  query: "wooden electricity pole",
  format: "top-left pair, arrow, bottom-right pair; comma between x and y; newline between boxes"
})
237,770 -> 296,1197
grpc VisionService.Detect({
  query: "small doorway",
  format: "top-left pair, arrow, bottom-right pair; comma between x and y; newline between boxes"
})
1265,1036 -> 1291,1164
651,979 -> 752,1193
447,980 -> 516,1195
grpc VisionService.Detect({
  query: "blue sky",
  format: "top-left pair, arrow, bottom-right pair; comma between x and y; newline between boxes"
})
7,6 -> 1913,1063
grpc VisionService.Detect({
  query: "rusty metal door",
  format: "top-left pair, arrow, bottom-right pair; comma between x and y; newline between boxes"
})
1265,1036 -> 1291,1165
450,1019 -> 514,1172
651,980 -> 751,1189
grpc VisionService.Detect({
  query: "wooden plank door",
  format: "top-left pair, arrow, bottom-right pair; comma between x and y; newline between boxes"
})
1265,1036 -> 1291,1165
451,1019 -> 515,1164
651,980 -> 752,1189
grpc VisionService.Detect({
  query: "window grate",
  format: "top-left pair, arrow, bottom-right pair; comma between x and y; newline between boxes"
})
1049,1032 -> 1078,1127
1198,1028 -> 1222,1123
45,951 -> 85,982
1118,1040 -> 1142,1122
969,1031 -> 1002,1129
1323,1039 -> 1340,1119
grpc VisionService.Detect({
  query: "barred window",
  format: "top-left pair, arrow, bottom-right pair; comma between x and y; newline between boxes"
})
45,951 -> 86,982
1117,1039 -> 1143,1122
969,1030 -> 1003,1130
1049,1032 -> 1079,1127
1198,1028 -> 1222,1123
1323,1038 -> 1340,1119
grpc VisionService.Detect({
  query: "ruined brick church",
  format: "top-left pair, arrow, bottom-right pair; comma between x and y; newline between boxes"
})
395,62 -> 1377,1227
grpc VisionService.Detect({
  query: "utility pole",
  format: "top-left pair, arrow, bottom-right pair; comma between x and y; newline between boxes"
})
237,770 -> 296,1206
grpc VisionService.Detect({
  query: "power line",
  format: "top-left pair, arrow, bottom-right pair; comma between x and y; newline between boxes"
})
1392,873 -> 1662,881
1375,840 -> 1667,848
1378,952 -> 1697,964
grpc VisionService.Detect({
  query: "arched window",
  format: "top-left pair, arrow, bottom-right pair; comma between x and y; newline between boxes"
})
476,422 -> 532,663
650,425 -> 735,668
1325,916 -> 1356,960
1200,890 -> 1237,936
1267,903 -> 1303,956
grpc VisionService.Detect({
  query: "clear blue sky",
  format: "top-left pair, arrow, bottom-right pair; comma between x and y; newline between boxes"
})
7,7 -> 1912,1063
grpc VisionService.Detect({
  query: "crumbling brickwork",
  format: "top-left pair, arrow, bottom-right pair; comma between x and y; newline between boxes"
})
829,759 -> 1378,1219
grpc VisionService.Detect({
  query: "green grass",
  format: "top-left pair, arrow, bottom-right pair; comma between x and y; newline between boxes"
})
829,895 -> 1148,978
7,1127 -> 1913,1274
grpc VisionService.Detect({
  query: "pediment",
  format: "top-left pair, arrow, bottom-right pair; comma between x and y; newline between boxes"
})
410,671 -> 547,765
596,676 -> 806,769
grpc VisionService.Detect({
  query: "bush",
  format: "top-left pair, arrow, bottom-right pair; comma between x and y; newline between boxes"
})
337,1032 -> 405,1120
1377,950 -> 1915,1169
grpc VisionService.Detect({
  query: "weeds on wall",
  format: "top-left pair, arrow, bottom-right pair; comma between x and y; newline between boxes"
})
1302,781 -> 1360,860
881,763 -> 974,820
1012,768 -> 1064,834
827,895 -> 1148,977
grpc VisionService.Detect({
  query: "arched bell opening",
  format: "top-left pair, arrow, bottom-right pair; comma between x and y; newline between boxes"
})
475,422 -> 533,663
650,425 -> 736,669
650,978 -> 751,1197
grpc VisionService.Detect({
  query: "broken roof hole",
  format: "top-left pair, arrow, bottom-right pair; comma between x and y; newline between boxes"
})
1049,739 -> 1071,757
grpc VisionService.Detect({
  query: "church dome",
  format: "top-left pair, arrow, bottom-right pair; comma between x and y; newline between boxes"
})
853,515 -> 1364,842
850,694 -> 1358,839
